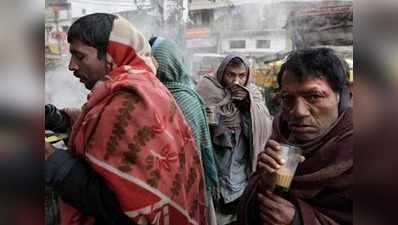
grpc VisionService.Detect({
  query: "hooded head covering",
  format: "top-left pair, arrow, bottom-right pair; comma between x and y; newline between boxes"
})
196,55 -> 250,128
150,37 -> 193,86
64,15 -> 206,225
215,55 -> 250,87
151,37 -> 220,194
196,55 -> 273,173
105,16 -> 155,75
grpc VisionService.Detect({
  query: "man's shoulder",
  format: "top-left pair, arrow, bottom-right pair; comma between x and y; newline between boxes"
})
108,89 -> 141,102
196,75 -> 218,89
247,83 -> 265,101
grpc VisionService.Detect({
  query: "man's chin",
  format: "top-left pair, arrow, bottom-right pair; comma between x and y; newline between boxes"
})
80,80 -> 96,90
292,131 -> 320,142
83,82 -> 93,90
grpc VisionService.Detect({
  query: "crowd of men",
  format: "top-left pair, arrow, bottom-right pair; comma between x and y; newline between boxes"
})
45,13 -> 353,225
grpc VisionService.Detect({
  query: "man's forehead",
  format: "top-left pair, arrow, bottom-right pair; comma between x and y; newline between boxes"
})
69,39 -> 93,53
226,64 -> 246,73
281,72 -> 332,93
69,40 -> 82,51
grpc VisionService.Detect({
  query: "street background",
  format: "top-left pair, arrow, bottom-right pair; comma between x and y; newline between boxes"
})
45,0 -> 353,113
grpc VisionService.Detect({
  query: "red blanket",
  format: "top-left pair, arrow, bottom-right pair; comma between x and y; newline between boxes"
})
61,16 -> 206,225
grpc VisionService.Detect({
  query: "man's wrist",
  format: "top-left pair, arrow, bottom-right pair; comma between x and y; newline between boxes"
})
290,205 -> 302,225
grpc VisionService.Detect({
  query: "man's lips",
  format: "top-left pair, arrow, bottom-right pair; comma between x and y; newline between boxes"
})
290,124 -> 316,133
74,73 -> 86,83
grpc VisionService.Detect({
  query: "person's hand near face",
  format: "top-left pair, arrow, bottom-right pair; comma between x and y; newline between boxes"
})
231,84 -> 249,101
221,61 -> 251,107
257,140 -> 285,173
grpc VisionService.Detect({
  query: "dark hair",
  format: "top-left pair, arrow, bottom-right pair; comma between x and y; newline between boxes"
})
67,13 -> 117,60
277,48 -> 351,113
227,57 -> 246,69
148,36 -> 158,47
277,48 -> 349,93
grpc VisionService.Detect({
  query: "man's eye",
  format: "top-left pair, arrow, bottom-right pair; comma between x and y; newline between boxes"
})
73,54 -> 84,60
307,95 -> 321,102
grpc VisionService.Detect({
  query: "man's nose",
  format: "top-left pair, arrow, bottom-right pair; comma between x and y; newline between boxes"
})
233,77 -> 240,85
68,59 -> 78,71
290,98 -> 311,118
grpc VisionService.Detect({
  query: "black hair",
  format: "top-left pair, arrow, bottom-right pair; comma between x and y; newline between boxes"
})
341,58 -> 351,83
277,48 -> 351,113
148,36 -> 158,47
277,48 -> 349,93
227,57 -> 246,69
67,13 -> 117,60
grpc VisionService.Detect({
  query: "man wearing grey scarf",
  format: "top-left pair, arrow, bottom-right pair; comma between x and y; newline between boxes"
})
196,55 -> 273,225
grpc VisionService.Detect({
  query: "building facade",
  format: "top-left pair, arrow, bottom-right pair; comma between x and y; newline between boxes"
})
70,0 -> 138,18
184,0 -> 352,89
45,0 -> 72,61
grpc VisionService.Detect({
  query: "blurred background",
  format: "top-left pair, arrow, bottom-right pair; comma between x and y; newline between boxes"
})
0,0 -> 43,225
44,0 -> 353,113
355,1 -> 398,225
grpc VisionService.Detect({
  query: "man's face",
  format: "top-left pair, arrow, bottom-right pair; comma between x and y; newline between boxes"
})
280,70 -> 340,142
222,64 -> 248,88
68,39 -> 107,90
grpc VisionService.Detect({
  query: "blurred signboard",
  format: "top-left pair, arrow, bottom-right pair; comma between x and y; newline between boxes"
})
47,0 -> 71,10
186,38 -> 217,48
185,27 -> 210,39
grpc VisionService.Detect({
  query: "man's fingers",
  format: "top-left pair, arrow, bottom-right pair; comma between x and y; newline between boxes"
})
231,85 -> 247,96
299,155 -> 306,163
259,150 -> 284,166
230,86 -> 240,94
258,193 -> 281,223
231,84 -> 245,91
266,140 -> 282,151
265,191 -> 287,204
258,193 -> 280,211
258,191 -> 296,225
257,161 -> 278,173
259,199 -> 268,213
231,90 -> 247,99
265,149 -> 285,164
261,208 -> 282,225
259,211 -> 277,225
258,153 -> 282,171
259,210 -> 268,225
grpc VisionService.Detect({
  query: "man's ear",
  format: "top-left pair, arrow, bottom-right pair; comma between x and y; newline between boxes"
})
106,61 -> 112,72
105,54 -> 114,73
